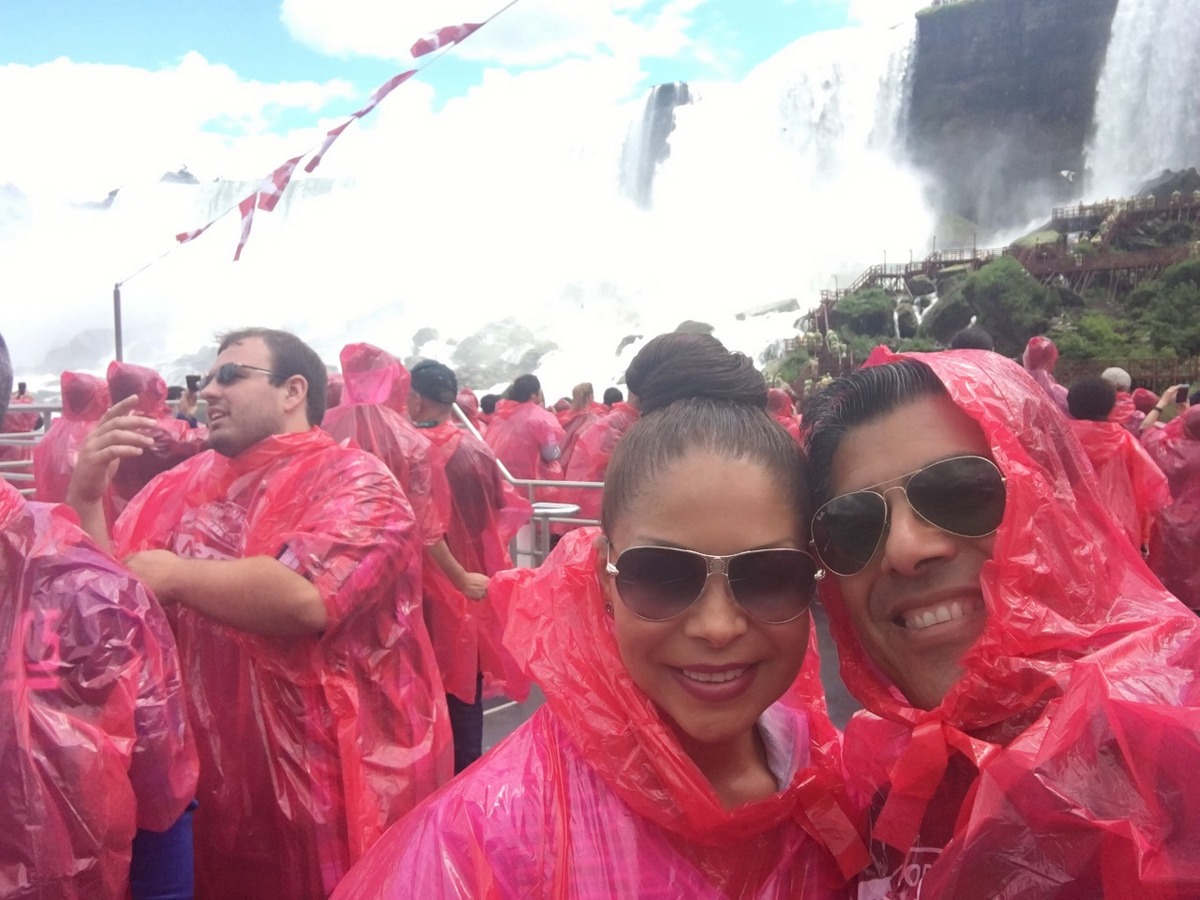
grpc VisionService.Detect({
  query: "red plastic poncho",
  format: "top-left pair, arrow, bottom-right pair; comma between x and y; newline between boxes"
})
557,402 -> 606,467
112,430 -> 453,898
1069,418 -> 1170,549
485,398 -> 567,481
454,388 -> 483,434
0,393 -> 39,466
106,361 -> 206,519
323,343 -> 445,548
33,371 -> 110,503
1020,335 -> 1069,414
821,350 -> 1200,898
556,401 -> 639,524
768,388 -> 803,446
1143,406 -> 1200,610
418,420 -> 533,702
332,528 -> 865,900
1,481 -> 197,898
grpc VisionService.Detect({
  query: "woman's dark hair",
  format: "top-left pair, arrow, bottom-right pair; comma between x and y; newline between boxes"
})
480,393 -> 499,415
802,359 -> 947,507
1066,376 -> 1116,422
602,333 -> 808,534
217,327 -> 328,426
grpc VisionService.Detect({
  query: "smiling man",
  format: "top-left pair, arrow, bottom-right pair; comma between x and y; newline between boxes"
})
67,327 -> 452,898
802,350 -> 1200,897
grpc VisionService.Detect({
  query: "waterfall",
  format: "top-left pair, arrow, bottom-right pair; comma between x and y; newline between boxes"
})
1086,0 -> 1200,197
618,82 -> 691,210
4,22 -> 932,396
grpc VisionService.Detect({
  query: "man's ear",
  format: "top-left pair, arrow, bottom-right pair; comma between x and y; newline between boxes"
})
283,375 -> 308,416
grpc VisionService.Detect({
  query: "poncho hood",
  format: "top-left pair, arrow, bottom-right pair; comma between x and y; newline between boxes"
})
106,360 -> 169,417
491,527 -> 866,873
61,371 -> 110,419
826,348 -> 1186,731
339,342 -> 411,412
820,349 -> 1200,880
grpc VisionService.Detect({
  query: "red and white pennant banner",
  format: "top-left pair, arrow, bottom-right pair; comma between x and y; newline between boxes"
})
175,18 -> 486,260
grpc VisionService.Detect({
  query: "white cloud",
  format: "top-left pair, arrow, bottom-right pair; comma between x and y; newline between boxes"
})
0,54 -> 355,196
279,0 -> 702,67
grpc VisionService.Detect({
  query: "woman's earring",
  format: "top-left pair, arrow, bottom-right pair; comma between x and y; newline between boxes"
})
604,602 -> 614,618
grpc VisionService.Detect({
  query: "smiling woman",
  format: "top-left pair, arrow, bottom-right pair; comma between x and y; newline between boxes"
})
331,331 -> 864,898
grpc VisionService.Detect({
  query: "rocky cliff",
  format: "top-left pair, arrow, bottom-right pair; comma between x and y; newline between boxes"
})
907,0 -> 1119,232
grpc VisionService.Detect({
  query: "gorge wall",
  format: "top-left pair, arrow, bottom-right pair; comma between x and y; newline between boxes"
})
907,0 -> 1120,232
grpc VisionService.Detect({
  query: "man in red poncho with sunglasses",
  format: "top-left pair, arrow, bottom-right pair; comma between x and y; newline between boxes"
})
802,349 -> 1200,897
68,327 -> 451,898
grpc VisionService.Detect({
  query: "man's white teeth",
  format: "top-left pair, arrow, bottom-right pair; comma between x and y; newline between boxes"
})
903,600 -> 972,630
681,668 -> 745,684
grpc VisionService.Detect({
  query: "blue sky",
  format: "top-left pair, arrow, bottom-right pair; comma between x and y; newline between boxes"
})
0,0 -> 921,198
1,0 -> 882,116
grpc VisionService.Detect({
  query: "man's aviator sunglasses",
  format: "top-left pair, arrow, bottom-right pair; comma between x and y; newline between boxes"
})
810,454 -> 1007,577
197,363 -> 282,392
605,544 -> 824,624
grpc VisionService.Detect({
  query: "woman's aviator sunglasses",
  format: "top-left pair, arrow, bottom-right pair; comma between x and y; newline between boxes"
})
197,363 -> 282,392
811,455 -> 1007,577
605,545 -> 824,624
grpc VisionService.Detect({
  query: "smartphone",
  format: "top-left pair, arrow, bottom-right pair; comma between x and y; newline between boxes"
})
1175,385 -> 1189,404
185,374 -> 201,392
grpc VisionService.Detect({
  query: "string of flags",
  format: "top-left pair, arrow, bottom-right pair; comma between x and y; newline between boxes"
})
173,20 -> 487,261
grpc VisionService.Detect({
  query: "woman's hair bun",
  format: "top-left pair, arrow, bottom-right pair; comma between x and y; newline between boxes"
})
625,332 -> 767,416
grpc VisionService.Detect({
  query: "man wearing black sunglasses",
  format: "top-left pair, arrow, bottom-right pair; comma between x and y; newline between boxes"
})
68,327 -> 450,897
802,350 -> 1200,897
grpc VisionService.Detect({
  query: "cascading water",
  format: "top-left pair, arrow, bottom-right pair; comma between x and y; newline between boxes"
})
3,20 -> 931,396
618,82 -> 690,210
1086,0 -> 1200,197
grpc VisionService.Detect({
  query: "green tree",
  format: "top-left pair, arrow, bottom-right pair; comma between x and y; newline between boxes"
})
960,256 -> 1060,356
833,288 -> 894,336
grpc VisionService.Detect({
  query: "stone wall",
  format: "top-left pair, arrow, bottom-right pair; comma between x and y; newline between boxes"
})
907,0 -> 1119,231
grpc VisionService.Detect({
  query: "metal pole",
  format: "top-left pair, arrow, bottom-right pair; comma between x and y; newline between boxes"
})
113,283 -> 124,362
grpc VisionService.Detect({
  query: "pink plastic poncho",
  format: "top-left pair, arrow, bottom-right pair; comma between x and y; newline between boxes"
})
1069,417 -> 1170,549
485,398 -> 567,481
112,430 -> 452,898
821,350 -> 1200,898
1,481 -> 197,898
106,361 -> 206,518
332,528 -> 866,899
322,343 -> 445,548
1143,406 -> 1200,610
33,371 -> 110,503
419,420 -> 533,702
555,401 -> 639,524
1020,335 -> 1069,414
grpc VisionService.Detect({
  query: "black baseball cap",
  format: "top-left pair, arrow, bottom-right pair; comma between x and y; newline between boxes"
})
410,360 -> 458,404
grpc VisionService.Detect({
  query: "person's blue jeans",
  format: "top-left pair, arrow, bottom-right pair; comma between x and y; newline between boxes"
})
130,799 -> 197,900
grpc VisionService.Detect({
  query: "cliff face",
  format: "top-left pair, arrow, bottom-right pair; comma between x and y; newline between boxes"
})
907,0 -> 1119,232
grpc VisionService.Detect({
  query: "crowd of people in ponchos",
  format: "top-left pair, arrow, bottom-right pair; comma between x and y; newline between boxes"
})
3,319 -> 1200,900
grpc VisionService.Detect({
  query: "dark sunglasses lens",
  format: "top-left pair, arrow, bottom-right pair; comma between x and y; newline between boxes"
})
197,363 -> 238,391
908,457 -> 1006,537
726,550 -> 817,623
615,547 -> 706,620
812,491 -> 887,576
